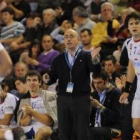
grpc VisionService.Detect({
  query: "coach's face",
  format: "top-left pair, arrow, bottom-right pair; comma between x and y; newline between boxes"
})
64,29 -> 80,51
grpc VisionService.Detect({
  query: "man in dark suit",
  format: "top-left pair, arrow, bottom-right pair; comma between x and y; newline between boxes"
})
90,70 -> 122,140
43,29 -> 101,140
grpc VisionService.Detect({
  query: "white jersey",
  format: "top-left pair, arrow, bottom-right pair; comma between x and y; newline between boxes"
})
125,38 -> 140,75
125,38 -> 140,117
22,96 -> 47,133
31,96 -> 47,115
0,93 -> 18,127
30,96 -> 47,125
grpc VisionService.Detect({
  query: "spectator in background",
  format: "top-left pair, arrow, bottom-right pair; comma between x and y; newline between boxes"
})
14,77 -> 29,98
51,20 -> 74,43
72,6 -> 96,35
0,75 -> 18,97
14,61 -> 29,78
90,70 -> 122,140
116,8 -> 129,39
108,0 -> 128,18
80,28 -> 93,51
37,8 -> 58,40
5,0 -> 31,21
19,39 -> 41,65
91,2 -> 120,60
90,0 -> 106,22
0,7 -> 25,52
0,7 -> 25,64
23,35 -> 60,74
10,13 -> 42,64
0,77 -> 18,128
61,0 -> 84,19
54,3 -> 72,26
104,55 -> 120,86
0,0 -> 7,26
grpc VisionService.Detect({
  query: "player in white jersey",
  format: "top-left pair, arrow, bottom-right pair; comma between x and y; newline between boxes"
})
119,12 -> 140,135
0,43 -> 12,82
0,79 -> 26,140
0,79 -> 18,128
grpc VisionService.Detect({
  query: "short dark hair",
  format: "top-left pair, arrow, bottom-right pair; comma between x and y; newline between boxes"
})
65,20 -> 74,27
26,12 -> 41,19
1,7 -> 15,16
92,70 -> 109,81
80,28 -> 92,35
104,55 -> 116,65
15,77 -> 26,84
1,76 -> 16,91
125,12 -> 140,28
25,70 -> 42,82
42,34 -> 54,42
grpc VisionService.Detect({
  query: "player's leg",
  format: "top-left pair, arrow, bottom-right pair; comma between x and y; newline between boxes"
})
132,100 -> 140,135
35,126 -> 52,140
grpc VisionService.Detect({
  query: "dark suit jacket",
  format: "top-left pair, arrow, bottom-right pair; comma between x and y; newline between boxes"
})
48,49 -> 101,96
90,84 -> 122,129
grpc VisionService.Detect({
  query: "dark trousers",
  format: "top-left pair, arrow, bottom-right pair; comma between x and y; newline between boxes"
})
57,95 -> 90,140
121,95 -> 134,140
90,127 -> 111,140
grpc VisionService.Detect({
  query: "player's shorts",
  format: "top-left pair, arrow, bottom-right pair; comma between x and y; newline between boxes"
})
132,99 -> 140,118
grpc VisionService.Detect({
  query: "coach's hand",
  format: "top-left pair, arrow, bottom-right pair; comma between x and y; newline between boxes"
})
91,47 -> 101,59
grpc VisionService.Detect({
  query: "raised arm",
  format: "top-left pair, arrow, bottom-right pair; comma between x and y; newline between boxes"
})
0,44 -> 12,78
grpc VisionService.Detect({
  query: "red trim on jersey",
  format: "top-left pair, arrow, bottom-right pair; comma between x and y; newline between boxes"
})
0,100 -> 4,104
31,95 -> 38,98
134,39 -> 140,42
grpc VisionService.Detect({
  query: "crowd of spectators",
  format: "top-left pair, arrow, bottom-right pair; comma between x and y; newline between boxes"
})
0,0 -> 140,140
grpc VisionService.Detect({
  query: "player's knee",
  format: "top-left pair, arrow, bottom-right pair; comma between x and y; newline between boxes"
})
35,126 -> 52,140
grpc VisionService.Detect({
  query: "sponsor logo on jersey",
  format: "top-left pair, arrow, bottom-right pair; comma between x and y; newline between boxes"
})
130,44 -> 133,50
129,44 -> 133,55
133,59 -> 140,67
137,73 -> 140,76
137,50 -> 140,55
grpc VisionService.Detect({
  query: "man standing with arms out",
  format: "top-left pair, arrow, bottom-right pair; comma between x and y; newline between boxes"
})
0,43 -> 12,82
120,12 -> 140,135
43,29 -> 101,140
